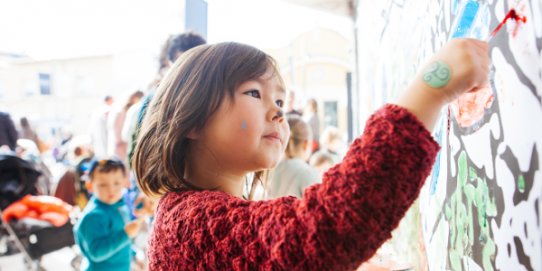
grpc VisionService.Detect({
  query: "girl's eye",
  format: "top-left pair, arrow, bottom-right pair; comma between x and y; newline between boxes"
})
276,100 -> 284,107
244,90 -> 261,98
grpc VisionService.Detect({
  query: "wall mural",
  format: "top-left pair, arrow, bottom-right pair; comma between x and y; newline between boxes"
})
356,0 -> 541,270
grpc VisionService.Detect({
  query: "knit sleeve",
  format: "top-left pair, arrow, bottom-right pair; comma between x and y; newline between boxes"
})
259,104 -> 438,270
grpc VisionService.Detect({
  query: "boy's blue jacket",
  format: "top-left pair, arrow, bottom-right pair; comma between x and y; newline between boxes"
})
74,196 -> 132,271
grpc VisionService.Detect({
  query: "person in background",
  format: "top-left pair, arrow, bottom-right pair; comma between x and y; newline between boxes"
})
308,150 -> 335,178
303,98 -> 320,153
285,89 -> 302,117
266,116 -> 320,199
318,126 -> 346,163
108,90 -> 144,163
19,117 -> 42,151
90,96 -> 114,158
0,111 -> 18,151
74,158 -> 144,271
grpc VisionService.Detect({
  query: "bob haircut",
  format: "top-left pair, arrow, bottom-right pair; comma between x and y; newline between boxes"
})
134,42 -> 283,198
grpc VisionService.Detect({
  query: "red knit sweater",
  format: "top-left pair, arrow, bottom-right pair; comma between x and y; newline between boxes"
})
148,104 -> 440,271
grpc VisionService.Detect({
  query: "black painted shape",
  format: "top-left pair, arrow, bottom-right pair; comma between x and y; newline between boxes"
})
514,236 -> 534,271
499,144 -> 539,206
535,199 -> 540,227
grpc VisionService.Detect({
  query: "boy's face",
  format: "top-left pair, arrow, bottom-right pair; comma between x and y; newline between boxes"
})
90,169 -> 125,205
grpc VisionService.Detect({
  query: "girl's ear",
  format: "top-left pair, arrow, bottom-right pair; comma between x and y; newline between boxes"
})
186,129 -> 199,140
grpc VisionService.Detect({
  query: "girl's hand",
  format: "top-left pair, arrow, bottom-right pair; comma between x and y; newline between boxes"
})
396,38 -> 490,131
420,38 -> 490,104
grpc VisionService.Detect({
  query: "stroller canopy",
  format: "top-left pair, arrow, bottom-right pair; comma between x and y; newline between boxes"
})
0,154 -> 41,210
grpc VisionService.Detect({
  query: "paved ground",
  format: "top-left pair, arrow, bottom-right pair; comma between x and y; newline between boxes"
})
0,247 -> 77,271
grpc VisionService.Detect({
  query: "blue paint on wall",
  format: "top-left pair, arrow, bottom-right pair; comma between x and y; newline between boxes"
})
430,117 -> 444,195
451,0 -> 480,38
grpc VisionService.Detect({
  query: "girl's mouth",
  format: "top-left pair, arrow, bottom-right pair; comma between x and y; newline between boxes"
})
263,132 -> 282,143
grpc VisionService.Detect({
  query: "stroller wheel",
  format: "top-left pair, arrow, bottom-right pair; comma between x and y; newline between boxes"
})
70,254 -> 82,270
23,256 -> 44,271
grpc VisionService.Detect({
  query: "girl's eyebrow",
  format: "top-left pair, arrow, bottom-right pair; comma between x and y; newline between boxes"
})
254,78 -> 285,94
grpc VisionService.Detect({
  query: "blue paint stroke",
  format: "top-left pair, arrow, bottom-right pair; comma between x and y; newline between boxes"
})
241,120 -> 247,130
451,0 -> 480,38
429,117 -> 445,195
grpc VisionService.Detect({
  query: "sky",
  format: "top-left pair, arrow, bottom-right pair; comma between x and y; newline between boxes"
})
207,0 -> 352,48
0,0 -> 352,59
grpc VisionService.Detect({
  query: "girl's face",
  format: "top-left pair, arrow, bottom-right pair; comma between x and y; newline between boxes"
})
195,71 -> 290,173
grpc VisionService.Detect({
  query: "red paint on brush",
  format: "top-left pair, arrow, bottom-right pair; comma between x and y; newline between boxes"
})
447,106 -> 451,135
488,8 -> 527,39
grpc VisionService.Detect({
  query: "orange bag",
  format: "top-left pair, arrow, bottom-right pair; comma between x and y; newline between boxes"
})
20,195 -> 72,216
2,202 -> 29,221
2,195 -> 72,227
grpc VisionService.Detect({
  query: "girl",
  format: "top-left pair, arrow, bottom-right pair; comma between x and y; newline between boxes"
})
266,117 -> 320,199
134,39 -> 489,270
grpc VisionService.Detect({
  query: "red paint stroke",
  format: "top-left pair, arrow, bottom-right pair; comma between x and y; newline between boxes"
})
488,8 -> 527,39
451,84 -> 494,128
447,106 -> 451,135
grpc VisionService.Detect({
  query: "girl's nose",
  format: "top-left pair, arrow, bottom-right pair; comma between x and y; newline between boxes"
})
272,108 -> 284,122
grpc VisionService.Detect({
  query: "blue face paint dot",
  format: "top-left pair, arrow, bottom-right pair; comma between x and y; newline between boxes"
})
241,120 -> 247,130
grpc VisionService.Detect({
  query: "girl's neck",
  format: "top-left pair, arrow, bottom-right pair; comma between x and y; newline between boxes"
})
185,144 -> 247,198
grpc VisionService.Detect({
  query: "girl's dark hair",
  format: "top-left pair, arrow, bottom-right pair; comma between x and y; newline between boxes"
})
134,42 -> 282,198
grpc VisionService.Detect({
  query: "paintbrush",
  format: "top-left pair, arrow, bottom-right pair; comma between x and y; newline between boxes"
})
485,6 -> 527,42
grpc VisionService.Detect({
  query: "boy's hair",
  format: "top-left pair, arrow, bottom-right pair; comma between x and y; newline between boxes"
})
89,159 -> 126,179
166,31 -> 206,63
284,117 -> 312,159
134,42 -> 283,197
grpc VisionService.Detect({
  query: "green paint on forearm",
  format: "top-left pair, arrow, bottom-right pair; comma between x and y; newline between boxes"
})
423,61 -> 451,88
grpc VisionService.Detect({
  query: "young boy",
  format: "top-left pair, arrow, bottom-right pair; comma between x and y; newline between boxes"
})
74,159 -> 143,271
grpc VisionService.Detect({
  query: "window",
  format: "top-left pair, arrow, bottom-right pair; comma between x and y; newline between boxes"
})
39,73 -> 51,95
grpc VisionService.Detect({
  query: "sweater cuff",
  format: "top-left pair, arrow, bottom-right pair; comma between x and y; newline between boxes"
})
379,103 -> 440,156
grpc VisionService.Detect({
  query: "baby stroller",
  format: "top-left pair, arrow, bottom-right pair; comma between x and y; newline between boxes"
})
0,154 -> 76,270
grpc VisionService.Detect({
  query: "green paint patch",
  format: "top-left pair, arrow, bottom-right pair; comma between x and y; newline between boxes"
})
517,175 -> 526,193
445,151 -> 497,271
